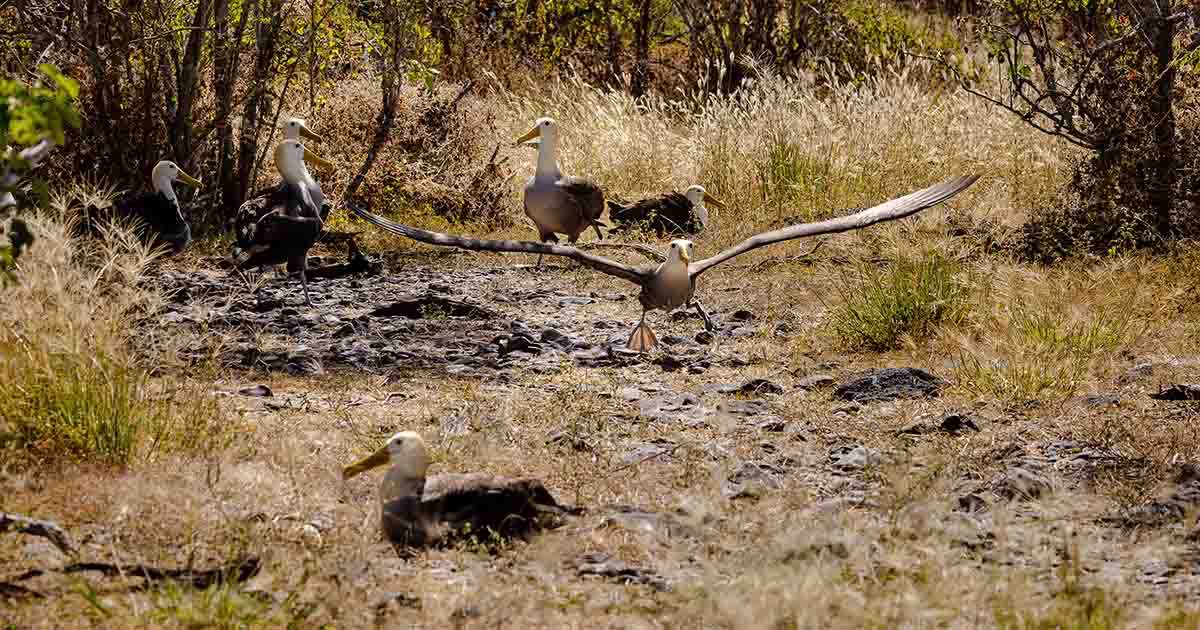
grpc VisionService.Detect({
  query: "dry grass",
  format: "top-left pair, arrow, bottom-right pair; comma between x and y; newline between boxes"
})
6,68 -> 1200,629
0,185 -> 225,466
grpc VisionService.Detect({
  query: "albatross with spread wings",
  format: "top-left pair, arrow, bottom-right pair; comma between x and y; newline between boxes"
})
347,174 -> 980,352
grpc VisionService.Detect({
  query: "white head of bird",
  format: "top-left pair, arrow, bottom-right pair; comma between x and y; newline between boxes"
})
343,431 -> 431,480
151,160 -> 202,220
274,140 -> 332,186
669,239 -> 693,266
515,117 -> 559,178
684,185 -> 724,211
283,117 -> 323,143
684,185 -> 723,229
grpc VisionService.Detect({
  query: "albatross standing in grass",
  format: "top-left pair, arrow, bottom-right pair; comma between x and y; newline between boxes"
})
83,160 -> 202,253
608,184 -> 725,237
514,117 -> 606,268
232,139 -> 333,306
347,174 -> 980,351
343,431 -> 567,550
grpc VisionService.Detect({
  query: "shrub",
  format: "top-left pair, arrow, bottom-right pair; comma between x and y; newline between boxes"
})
830,250 -> 970,351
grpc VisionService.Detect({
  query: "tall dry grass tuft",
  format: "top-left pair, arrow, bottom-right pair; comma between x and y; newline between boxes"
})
948,260 -> 1152,402
0,184 -> 223,466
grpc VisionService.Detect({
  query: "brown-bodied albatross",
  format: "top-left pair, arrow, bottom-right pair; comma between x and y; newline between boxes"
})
608,184 -> 724,237
231,139 -> 333,306
514,117 -> 606,268
343,431 -> 567,550
347,174 -> 980,351
83,160 -> 202,253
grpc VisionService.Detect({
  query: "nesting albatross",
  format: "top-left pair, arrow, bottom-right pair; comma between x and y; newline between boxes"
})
608,184 -> 724,237
231,139 -> 333,306
515,117 -> 606,268
343,431 -> 568,550
83,160 -> 202,253
348,174 -> 980,351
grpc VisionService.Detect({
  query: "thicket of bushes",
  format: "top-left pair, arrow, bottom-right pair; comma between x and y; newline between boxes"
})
3,0 -> 1200,260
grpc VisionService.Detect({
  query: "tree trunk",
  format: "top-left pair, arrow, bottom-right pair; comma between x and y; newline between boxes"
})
235,0 -> 283,205
214,0 -> 252,214
1147,0 -> 1177,238
171,0 -> 210,170
631,0 -> 652,98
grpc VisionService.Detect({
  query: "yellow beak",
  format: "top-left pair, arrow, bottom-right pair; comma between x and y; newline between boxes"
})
703,192 -> 725,209
680,248 -> 691,264
299,125 -> 324,144
342,445 -> 392,480
176,170 -> 202,188
303,146 -> 334,171
515,126 -> 541,146
521,138 -> 542,149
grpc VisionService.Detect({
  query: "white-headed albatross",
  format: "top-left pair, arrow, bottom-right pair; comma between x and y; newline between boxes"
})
84,160 -> 202,253
514,117 -> 606,268
232,139 -> 333,306
347,174 -> 980,352
342,431 -> 568,550
608,184 -> 725,237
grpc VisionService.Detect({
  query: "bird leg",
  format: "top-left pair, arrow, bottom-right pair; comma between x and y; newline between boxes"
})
690,298 -> 717,332
591,222 -> 604,240
626,309 -> 658,353
288,254 -> 314,306
535,233 -> 559,270
300,268 -> 313,306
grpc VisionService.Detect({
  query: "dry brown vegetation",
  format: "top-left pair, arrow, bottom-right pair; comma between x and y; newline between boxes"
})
5,63 -> 1200,629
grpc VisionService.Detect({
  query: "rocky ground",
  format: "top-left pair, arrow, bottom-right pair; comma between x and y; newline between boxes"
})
6,251 -> 1200,628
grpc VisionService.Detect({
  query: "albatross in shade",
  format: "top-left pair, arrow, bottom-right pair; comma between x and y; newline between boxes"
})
343,431 -> 569,550
347,174 -> 980,352
83,160 -> 202,253
515,117 -> 607,268
608,184 -> 725,237
231,139 -> 333,306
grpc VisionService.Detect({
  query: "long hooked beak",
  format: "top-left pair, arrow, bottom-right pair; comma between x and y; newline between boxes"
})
298,124 -> 324,144
679,248 -> 691,264
342,445 -> 391,480
703,192 -> 725,209
175,170 -> 202,188
303,146 -> 334,171
515,126 -> 541,146
520,138 -> 542,149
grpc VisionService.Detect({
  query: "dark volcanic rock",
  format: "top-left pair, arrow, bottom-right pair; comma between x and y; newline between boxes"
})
370,294 -> 495,319
828,444 -> 881,472
573,552 -> 670,591
897,412 -> 980,436
237,384 -> 274,397
835,367 -> 944,403
704,378 -> 784,396
596,505 -> 696,538
723,461 -> 785,499
1151,384 -> 1200,401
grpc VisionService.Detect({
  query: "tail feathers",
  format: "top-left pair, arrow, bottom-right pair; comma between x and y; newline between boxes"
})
605,199 -> 628,213
626,321 -> 658,353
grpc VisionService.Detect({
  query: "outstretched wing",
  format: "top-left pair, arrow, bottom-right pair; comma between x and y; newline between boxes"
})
689,175 -> 980,277
346,201 -> 651,285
